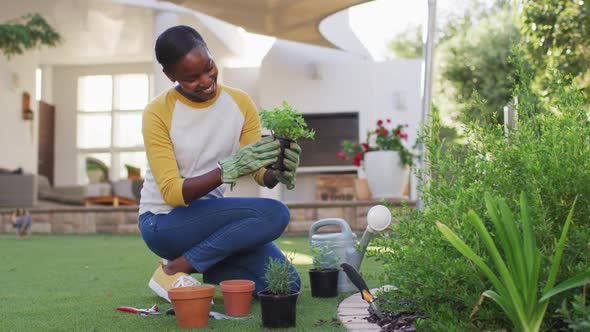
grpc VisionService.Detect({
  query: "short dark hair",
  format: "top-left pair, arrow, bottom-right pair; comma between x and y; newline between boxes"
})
155,25 -> 208,71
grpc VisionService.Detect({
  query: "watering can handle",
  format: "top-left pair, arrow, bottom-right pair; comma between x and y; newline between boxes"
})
308,218 -> 353,247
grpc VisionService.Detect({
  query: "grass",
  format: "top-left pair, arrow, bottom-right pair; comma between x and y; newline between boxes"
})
0,233 -> 383,331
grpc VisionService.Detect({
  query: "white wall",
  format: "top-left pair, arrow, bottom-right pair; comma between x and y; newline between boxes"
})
0,0 -> 53,173
0,52 -> 39,172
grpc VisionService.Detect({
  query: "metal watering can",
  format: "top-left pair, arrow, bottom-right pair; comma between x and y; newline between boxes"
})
309,205 -> 392,293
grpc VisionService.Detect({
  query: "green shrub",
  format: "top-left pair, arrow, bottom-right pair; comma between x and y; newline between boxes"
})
558,292 -> 590,331
369,59 -> 590,330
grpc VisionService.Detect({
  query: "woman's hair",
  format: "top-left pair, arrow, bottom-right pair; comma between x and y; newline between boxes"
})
155,25 -> 208,72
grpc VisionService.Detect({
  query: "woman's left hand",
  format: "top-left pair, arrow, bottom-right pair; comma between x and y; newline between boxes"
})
273,142 -> 301,190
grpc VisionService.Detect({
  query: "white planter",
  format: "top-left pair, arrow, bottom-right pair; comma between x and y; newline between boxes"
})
364,151 -> 410,199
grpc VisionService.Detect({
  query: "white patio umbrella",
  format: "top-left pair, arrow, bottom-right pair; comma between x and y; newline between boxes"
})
165,0 -> 372,48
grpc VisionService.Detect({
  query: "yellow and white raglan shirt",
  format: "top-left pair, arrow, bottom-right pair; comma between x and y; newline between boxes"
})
139,84 -> 266,215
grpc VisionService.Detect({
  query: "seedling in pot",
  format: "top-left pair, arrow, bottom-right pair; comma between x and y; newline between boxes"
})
309,243 -> 340,298
259,101 -> 315,171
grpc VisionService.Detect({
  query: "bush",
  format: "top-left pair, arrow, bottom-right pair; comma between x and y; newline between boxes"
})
369,59 -> 590,330
559,292 -> 590,331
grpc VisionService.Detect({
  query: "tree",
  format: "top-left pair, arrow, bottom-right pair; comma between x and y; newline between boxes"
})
386,25 -> 423,59
0,13 -> 61,59
436,9 -> 520,125
520,0 -> 590,93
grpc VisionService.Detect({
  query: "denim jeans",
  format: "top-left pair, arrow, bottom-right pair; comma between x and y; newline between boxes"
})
138,197 -> 301,294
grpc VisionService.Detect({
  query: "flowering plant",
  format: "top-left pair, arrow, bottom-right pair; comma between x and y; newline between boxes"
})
337,119 -> 413,167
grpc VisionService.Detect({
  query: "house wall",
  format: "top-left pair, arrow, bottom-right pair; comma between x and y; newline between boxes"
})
0,52 -> 39,172
0,0 -> 54,173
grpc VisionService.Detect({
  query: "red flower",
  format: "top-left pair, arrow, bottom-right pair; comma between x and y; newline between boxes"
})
401,133 -> 408,141
395,128 -> 401,136
377,120 -> 383,126
336,151 -> 347,160
381,129 -> 389,135
386,118 -> 391,123
353,152 -> 363,166
375,128 -> 380,134
361,143 -> 369,152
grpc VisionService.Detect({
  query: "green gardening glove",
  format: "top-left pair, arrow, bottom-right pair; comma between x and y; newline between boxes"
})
273,142 -> 301,190
218,136 -> 280,188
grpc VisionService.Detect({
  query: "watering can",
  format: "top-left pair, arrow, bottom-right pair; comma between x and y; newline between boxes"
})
309,205 -> 392,293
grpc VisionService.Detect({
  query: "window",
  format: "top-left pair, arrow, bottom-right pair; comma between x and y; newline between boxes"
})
76,74 -> 150,183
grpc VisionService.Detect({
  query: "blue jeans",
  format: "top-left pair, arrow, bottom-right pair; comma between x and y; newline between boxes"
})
138,197 -> 301,294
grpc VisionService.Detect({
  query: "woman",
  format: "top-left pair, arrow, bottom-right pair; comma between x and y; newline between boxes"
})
139,25 -> 301,302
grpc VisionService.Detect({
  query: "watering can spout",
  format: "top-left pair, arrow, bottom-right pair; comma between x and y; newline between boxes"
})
348,205 -> 393,269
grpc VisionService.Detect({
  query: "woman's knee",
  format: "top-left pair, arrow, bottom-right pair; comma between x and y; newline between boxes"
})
265,199 -> 290,234
290,266 -> 301,292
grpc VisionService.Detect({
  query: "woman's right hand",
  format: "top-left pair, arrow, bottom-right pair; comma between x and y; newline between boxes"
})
218,136 -> 280,186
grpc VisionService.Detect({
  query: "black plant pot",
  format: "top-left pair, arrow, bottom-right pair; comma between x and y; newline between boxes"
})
263,135 -> 295,172
309,268 -> 339,298
258,290 -> 300,328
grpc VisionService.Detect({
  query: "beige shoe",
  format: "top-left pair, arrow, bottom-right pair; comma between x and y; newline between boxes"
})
148,261 -> 200,303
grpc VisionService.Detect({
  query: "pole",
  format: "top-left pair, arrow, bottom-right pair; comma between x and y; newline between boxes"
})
415,0 -> 437,211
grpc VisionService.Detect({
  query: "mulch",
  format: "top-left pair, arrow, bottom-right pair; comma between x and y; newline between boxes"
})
364,300 -> 427,332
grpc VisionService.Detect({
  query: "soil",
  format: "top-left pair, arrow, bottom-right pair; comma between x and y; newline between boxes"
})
364,300 -> 427,332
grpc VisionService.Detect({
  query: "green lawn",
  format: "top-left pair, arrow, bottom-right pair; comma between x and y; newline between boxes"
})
0,234 -> 382,331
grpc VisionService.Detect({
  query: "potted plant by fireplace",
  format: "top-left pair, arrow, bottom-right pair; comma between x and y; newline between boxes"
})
309,242 -> 340,298
258,255 -> 300,328
337,119 -> 413,199
259,101 -> 315,173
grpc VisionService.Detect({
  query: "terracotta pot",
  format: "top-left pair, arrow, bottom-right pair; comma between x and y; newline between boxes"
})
354,178 -> 372,200
220,279 -> 255,316
168,285 -> 215,328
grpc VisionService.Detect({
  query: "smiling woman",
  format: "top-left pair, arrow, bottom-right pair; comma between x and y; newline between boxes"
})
138,25 -> 302,304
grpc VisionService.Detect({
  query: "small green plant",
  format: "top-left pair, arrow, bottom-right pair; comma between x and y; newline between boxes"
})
558,292 -> 590,331
437,192 -> 590,332
259,101 -> 315,141
310,243 -> 339,271
0,13 -> 62,59
263,254 -> 298,295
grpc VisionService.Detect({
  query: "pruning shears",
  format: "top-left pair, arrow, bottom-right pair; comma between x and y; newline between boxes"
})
341,263 -> 386,320
116,304 -> 160,316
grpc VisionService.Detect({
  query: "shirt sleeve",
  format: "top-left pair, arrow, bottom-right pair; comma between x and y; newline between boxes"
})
236,92 -> 267,187
142,100 -> 187,207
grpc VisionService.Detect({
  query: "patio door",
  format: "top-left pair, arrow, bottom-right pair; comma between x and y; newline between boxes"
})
38,101 -> 55,185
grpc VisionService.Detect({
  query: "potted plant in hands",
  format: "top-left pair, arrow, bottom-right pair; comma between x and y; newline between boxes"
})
258,255 -> 300,328
337,119 -> 413,199
259,101 -> 315,172
309,242 -> 340,298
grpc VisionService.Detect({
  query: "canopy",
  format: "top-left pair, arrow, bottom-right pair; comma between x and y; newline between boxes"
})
164,0 -> 371,48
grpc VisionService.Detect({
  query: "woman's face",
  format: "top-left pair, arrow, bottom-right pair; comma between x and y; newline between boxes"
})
166,46 -> 219,102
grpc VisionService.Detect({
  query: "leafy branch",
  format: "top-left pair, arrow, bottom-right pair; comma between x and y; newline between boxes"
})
0,13 -> 62,59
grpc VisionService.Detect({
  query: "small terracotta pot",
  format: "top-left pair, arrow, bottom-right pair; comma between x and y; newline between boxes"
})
168,285 -> 215,328
220,279 -> 255,316
354,178 -> 372,200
